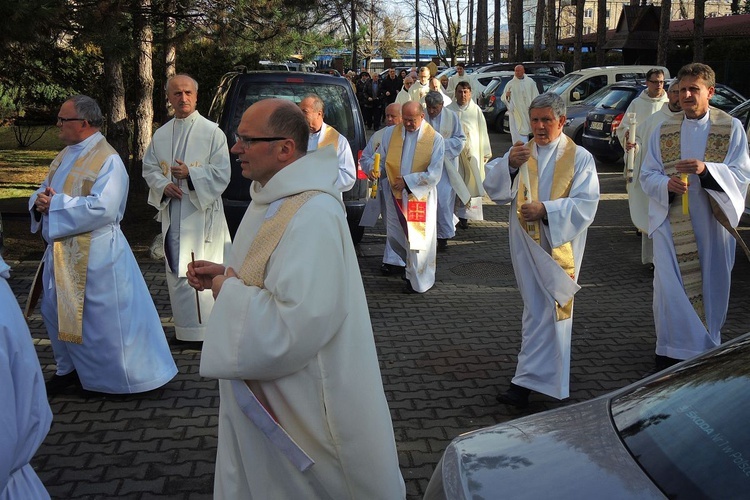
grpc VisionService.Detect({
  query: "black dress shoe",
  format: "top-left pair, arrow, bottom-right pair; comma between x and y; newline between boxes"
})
654,354 -> 681,372
403,282 -> 420,294
457,218 -> 469,230
45,370 -> 81,396
437,238 -> 448,252
496,383 -> 530,409
381,263 -> 406,276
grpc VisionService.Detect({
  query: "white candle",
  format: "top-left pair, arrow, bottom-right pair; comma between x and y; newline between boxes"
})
625,113 -> 637,183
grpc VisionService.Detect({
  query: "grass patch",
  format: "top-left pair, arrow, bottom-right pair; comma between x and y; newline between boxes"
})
0,125 -> 64,150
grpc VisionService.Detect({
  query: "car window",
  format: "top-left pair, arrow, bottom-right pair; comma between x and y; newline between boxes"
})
711,87 -> 744,111
597,88 -> 639,110
548,72 -> 584,94
233,80 -> 356,145
571,75 -> 607,102
615,72 -> 646,82
612,337 -> 750,498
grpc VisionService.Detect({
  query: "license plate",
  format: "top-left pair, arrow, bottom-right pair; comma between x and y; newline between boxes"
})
590,121 -> 604,131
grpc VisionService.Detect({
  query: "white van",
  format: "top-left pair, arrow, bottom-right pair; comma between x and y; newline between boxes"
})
547,65 -> 670,106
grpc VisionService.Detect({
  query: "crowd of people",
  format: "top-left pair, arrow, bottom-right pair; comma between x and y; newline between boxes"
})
2,61 -> 749,498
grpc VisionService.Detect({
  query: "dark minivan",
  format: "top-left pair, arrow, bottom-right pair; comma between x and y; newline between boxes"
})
208,70 -> 369,243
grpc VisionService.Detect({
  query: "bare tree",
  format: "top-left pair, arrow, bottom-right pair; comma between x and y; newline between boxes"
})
131,0 -> 153,193
424,0 -> 465,65
494,0 -> 501,62
596,0 -> 606,65
468,0 -> 474,63
573,0 -> 584,70
657,0 -> 671,66
508,0 -> 523,61
474,0 -> 488,62
545,0 -> 556,60
161,0 -> 177,124
693,0 -> 705,62
534,0 -> 545,61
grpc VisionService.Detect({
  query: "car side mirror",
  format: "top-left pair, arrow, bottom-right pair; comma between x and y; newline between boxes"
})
572,91 -> 581,102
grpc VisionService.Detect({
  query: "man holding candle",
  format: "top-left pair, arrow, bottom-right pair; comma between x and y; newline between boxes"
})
483,93 -> 600,408
361,102 -> 407,275
378,101 -> 445,293
143,74 -> 232,343
640,63 -> 750,371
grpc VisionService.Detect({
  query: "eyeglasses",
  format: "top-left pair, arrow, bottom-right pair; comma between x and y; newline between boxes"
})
57,117 -> 86,123
648,80 -> 665,85
234,134 -> 288,148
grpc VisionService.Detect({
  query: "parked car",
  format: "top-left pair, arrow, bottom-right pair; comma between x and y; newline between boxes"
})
582,83 -> 646,163
474,61 -> 566,78
583,81 -> 747,163
547,65 -> 670,107
424,330 -> 750,499
729,98 -> 750,223
479,74 -> 560,132
316,68 -> 341,77
208,70 -> 368,243
562,85 -> 621,144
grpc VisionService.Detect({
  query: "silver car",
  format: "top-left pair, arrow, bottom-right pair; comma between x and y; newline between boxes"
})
425,331 -> 750,499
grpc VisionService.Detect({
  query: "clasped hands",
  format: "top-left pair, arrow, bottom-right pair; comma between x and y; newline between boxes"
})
164,160 -> 189,199
35,187 -> 56,214
667,158 -> 705,195
187,260 -> 236,300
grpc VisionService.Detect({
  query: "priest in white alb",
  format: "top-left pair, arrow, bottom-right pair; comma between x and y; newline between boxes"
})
640,63 -> 750,371
0,255 -> 52,499
424,91 -> 467,252
143,74 -> 232,342
448,81 -> 492,228
622,79 -> 681,266
188,99 -> 405,499
299,94 -> 356,192
30,95 -> 177,395
500,65 -> 540,144
484,93 -> 600,408
378,101 -> 445,293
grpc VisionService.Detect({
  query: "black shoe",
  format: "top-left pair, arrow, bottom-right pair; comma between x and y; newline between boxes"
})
381,263 -> 406,276
403,282 -> 420,294
654,354 -> 681,372
45,370 -> 81,396
496,383 -> 530,409
457,218 -> 469,230
437,238 -> 448,253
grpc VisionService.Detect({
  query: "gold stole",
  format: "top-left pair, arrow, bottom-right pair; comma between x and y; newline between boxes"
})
385,123 -> 436,240
49,138 -> 116,343
517,137 -> 577,321
237,191 -> 323,288
659,108 -> 732,326
317,124 -> 340,151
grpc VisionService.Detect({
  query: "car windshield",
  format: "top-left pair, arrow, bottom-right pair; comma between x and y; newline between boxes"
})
597,88 -> 638,110
580,86 -> 612,106
483,77 -> 510,97
547,72 -> 583,94
234,79 -> 356,144
611,336 -> 750,498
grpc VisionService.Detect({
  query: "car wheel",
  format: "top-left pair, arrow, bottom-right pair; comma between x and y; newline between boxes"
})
574,128 -> 584,145
495,112 -> 505,133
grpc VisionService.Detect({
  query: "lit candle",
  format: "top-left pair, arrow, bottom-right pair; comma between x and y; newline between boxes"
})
681,173 -> 689,215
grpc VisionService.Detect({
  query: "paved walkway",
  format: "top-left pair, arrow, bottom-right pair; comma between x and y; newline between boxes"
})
7,162 -> 750,498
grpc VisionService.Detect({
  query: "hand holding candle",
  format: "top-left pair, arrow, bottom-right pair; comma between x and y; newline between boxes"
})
191,251 -> 202,324
681,173 -> 689,215
370,153 -> 381,198
625,113 -> 636,183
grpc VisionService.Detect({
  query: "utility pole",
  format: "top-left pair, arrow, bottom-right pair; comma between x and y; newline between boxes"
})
415,0 -> 421,67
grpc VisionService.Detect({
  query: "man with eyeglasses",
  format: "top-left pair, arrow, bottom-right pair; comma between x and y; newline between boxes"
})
615,68 -> 669,171
29,95 -> 177,395
641,63 -> 750,371
395,76 -> 413,105
142,74 -> 231,344
298,94 -> 356,192
623,79 -> 682,268
187,98 -> 405,498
